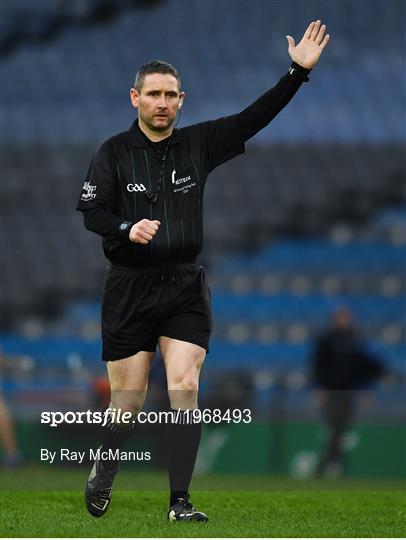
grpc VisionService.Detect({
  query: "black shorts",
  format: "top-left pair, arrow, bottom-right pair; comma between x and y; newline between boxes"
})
101,260 -> 213,361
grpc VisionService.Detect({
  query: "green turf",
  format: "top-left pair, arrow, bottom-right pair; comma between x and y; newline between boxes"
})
2,465 -> 405,491
1,468 -> 405,537
1,489 -> 405,537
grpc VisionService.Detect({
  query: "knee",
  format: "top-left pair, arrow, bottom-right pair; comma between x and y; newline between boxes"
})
168,381 -> 198,411
168,373 -> 199,412
110,390 -> 147,416
170,373 -> 199,392
168,351 -> 204,392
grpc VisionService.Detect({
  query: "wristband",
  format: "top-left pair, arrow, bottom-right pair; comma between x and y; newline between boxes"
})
289,61 -> 311,82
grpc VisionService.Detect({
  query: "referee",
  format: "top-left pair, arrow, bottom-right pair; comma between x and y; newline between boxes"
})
77,21 -> 329,522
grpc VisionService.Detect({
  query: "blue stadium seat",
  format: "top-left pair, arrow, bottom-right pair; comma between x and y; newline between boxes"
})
2,1 -> 403,143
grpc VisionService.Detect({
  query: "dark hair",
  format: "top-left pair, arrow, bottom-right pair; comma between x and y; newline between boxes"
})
133,60 -> 181,93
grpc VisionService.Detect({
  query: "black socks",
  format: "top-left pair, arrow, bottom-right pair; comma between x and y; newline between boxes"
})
167,409 -> 202,507
97,406 -> 202,507
99,411 -> 136,469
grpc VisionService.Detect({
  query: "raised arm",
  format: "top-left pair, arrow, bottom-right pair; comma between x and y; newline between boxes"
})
237,20 -> 330,142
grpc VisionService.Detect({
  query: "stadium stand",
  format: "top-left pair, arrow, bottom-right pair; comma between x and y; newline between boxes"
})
1,1 -> 405,414
1,0 -> 404,142
0,144 -> 404,328
0,0 -> 160,55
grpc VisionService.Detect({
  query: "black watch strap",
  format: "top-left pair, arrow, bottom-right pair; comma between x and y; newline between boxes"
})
118,221 -> 134,239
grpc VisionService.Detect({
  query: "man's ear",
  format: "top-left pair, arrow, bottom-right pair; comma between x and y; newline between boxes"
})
178,91 -> 185,109
130,88 -> 139,109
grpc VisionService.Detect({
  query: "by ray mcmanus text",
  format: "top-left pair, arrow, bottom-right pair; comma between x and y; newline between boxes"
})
40,448 -> 151,464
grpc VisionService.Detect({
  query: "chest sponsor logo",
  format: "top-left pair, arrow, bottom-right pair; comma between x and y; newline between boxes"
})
80,180 -> 97,201
127,183 -> 146,192
172,169 -> 191,185
171,169 -> 195,194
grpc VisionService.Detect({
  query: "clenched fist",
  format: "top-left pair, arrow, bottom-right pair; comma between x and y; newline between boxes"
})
129,219 -> 161,244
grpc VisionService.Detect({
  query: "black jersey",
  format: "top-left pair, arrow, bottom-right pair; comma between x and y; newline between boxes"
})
77,115 -> 244,266
77,63 -> 311,267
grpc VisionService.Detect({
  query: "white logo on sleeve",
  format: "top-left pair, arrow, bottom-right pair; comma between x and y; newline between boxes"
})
127,183 -> 146,192
80,180 -> 97,201
171,169 -> 176,184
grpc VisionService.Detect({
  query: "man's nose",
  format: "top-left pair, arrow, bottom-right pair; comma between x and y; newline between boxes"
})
157,96 -> 168,109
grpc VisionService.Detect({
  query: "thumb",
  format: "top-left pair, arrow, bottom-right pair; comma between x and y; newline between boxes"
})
286,35 -> 295,50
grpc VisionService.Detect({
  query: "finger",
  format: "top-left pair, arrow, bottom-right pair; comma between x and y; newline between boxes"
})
304,21 -> 315,39
315,24 -> 326,45
149,221 -> 160,231
286,35 -> 295,49
136,237 -> 149,245
134,225 -> 154,240
137,229 -> 153,241
310,19 -> 321,40
319,34 -> 330,50
143,223 -> 158,234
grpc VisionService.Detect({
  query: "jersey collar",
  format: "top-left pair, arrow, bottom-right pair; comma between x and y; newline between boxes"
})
129,119 -> 180,148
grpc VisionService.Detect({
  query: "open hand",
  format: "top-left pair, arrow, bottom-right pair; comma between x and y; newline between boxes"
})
286,20 -> 330,70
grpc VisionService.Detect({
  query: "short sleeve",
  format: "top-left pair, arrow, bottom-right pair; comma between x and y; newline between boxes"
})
201,114 -> 245,173
76,142 -> 117,212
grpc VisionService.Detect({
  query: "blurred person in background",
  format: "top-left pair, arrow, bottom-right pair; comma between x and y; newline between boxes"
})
77,21 -> 329,522
0,398 -> 23,468
0,355 -> 23,468
311,305 -> 384,477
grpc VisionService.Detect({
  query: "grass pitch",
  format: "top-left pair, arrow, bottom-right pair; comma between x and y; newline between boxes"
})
1,467 -> 405,537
